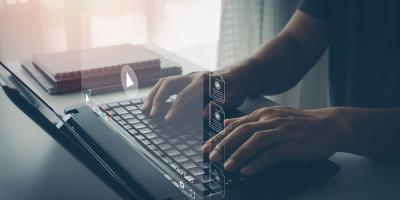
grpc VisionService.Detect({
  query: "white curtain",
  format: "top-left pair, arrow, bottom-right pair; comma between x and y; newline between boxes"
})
218,0 -> 329,109
0,0 -> 221,67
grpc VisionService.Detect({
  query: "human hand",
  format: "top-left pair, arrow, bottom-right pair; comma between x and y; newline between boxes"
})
203,106 -> 343,176
143,71 -> 247,124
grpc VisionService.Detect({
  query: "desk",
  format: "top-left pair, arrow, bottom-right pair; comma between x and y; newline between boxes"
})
1,44 -> 400,200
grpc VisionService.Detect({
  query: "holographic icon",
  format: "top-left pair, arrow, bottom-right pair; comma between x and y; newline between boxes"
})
209,102 -> 225,133
121,65 -> 139,98
209,72 -> 225,104
208,163 -> 226,198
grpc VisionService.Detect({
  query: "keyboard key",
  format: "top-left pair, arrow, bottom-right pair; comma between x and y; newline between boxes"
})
161,133 -> 173,139
142,140 -> 151,145
198,175 -> 213,184
147,124 -> 156,129
123,125 -> 132,130
133,123 -> 146,129
190,168 -> 205,176
148,145 -> 157,150
114,107 -> 128,115
161,157 -> 172,164
120,101 -> 131,106
139,128 -> 152,134
179,134 -> 191,140
166,149 -> 180,157
118,120 -> 127,126
129,110 -> 141,115
130,99 -> 142,104
141,119 -> 151,124
121,113 -> 134,120
125,105 -> 136,111
182,162 -> 197,170
107,102 -> 120,107
127,118 -> 140,124
187,139 -> 198,146
154,150 -> 164,156
136,135 -> 145,140
192,155 -> 203,163
168,138 -> 180,144
172,155 -> 189,163
183,149 -> 197,156
144,133 -> 157,139
113,116 -> 122,121
152,138 -> 165,145
159,143 -> 172,150
176,144 -> 189,150
136,114 -> 146,119
184,175 -> 195,183
194,145 -> 203,152
128,129 -> 138,135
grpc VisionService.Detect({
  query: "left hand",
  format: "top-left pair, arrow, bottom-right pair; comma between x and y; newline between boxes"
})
202,106 -> 343,176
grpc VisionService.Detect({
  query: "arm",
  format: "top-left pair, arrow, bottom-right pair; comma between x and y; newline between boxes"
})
228,10 -> 330,96
337,108 -> 400,161
143,11 -> 330,122
204,106 -> 400,175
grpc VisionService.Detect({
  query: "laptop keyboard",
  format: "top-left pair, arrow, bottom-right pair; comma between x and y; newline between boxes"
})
102,98 -> 241,196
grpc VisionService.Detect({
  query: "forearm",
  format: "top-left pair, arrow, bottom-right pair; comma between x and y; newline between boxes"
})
224,34 -> 311,96
223,11 -> 330,97
335,107 -> 400,161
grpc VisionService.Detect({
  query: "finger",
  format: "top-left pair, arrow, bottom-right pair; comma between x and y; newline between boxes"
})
151,77 -> 187,117
240,144 -> 289,176
223,129 -> 287,171
209,121 -> 278,162
143,79 -> 165,111
224,117 -> 239,126
164,80 -> 203,121
203,115 -> 257,154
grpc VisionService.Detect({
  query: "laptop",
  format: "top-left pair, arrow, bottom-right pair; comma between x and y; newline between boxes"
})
0,61 -> 340,200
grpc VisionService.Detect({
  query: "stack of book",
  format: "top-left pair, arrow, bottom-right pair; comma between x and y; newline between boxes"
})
22,44 -> 182,95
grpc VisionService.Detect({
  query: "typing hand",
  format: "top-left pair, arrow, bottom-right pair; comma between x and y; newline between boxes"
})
203,106 -> 342,176
142,71 -> 247,124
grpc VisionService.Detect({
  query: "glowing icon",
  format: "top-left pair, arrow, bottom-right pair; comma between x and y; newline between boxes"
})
126,73 -> 134,88
121,65 -> 139,98
209,72 -> 225,104
209,102 -> 225,133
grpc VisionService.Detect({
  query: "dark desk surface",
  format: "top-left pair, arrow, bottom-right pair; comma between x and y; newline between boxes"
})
1,44 -> 400,200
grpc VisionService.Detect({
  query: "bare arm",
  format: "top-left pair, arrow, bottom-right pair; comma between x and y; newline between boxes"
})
229,10 -> 330,96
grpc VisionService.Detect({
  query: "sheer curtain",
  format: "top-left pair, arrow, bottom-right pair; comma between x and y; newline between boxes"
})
0,0 -> 221,68
218,0 -> 329,109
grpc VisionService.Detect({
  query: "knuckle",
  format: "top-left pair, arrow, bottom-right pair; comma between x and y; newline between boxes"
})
237,124 -> 251,132
253,131 -> 266,139
272,117 -> 287,124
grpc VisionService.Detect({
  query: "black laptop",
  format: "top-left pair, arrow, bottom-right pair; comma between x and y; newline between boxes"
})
0,61 -> 340,200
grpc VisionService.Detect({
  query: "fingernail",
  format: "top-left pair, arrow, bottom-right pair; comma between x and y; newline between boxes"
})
202,143 -> 211,153
240,166 -> 253,175
150,106 -> 157,116
209,151 -> 219,161
164,111 -> 172,121
224,159 -> 235,171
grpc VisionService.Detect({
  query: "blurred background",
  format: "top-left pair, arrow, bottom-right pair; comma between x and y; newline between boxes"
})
0,0 -> 329,109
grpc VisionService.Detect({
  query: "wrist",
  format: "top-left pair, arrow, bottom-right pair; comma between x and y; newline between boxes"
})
222,58 -> 260,97
328,107 -> 356,153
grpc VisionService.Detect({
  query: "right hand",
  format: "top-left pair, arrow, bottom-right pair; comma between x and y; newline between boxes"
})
142,71 -> 247,124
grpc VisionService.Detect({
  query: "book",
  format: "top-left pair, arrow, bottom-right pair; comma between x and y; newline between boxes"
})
32,44 -> 161,82
22,48 -> 182,94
